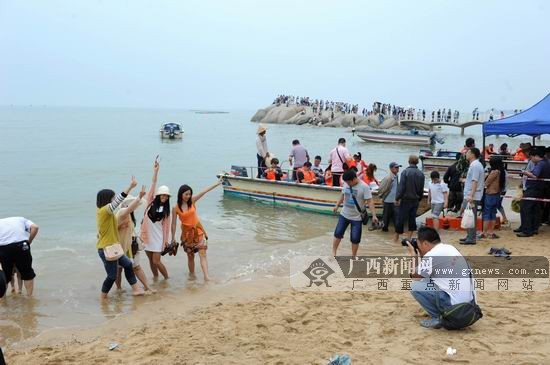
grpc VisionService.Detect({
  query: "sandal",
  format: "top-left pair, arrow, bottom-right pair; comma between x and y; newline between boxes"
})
489,233 -> 500,239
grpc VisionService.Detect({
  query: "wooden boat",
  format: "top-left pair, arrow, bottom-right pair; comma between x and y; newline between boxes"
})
355,127 -> 443,146
419,150 -> 528,180
159,123 -> 184,139
218,170 -> 430,216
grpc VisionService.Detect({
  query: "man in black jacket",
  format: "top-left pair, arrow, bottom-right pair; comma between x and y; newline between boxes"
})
395,155 -> 426,242
443,154 -> 463,212
517,147 -> 550,237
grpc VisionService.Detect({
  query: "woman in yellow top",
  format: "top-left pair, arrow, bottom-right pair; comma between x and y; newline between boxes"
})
171,181 -> 222,282
96,176 -> 144,299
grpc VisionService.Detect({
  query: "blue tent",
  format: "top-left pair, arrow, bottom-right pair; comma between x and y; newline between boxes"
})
483,93 -> 550,137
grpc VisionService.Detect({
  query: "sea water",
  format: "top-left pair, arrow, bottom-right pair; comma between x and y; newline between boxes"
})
0,106 -> 543,345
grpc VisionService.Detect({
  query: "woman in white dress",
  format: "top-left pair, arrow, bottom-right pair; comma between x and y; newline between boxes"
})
140,158 -> 171,280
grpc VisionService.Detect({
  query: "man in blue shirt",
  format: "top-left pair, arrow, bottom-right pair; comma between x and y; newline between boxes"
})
459,148 -> 484,245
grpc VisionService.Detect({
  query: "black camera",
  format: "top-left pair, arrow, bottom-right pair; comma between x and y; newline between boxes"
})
401,238 -> 419,253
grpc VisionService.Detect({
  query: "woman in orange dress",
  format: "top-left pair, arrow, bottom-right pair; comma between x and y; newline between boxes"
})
171,181 -> 222,281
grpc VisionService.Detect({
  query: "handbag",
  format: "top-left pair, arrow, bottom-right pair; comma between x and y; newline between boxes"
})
350,188 -> 370,225
131,236 -> 140,257
460,203 -> 476,229
103,243 -> 124,261
436,269 -> 483,330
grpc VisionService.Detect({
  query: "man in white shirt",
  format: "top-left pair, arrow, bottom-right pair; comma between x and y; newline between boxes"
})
0,217 -> 39,296
406,227 -> 476,329
256,124 -> 269,178
328,137 -> 351,187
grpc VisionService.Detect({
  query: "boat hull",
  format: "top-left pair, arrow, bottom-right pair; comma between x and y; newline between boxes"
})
357,132 -> 432,146
219,174 -> 430,216
159,131 -> 183,139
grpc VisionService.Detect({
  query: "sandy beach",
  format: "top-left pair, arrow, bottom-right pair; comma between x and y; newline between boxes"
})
5,222 -> 550,365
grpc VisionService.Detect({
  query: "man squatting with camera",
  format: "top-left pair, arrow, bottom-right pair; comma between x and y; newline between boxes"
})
404,226 -> 481,329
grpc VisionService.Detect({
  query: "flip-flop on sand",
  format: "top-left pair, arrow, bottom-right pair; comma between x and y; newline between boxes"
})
489,247 -> 512,259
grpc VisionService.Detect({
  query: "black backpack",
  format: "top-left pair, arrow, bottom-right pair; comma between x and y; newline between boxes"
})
436,270 -> 483,330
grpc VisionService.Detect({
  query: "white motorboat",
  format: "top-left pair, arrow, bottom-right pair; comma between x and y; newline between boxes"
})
355,127 -> 444,146
159,123 -> 184,139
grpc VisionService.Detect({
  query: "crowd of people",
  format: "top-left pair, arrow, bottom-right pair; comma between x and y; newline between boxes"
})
255,125 -> 490,329
273,95 -> 360,115
2,126 -> 548,338
256,125 -> 380,190
273,95 -> 490,124
258,125 -> 550,254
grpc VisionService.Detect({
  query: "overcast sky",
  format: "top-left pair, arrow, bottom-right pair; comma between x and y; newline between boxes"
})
1,0 -> 549,110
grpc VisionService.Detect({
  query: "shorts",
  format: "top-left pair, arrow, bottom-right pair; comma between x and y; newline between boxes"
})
431,203 -> 444,218
483,193 -> 499,221
334,215 -> 363,244
0,241 -> 36,282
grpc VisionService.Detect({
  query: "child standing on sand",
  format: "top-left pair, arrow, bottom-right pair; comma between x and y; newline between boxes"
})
171,181 -> 222,282
428,171 -> 449,231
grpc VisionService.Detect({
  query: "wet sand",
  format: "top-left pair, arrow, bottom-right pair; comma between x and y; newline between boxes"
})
5,220 -> 550,364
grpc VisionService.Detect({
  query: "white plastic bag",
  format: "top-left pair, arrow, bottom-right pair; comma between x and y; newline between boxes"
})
461,204 -> 476,229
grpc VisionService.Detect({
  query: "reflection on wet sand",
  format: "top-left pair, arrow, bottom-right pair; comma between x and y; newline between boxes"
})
217,195 -> 335,244
0,296 -> 41,347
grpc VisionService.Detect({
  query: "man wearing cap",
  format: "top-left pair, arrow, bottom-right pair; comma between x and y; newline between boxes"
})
256,124 -> 269,178
378,162 -> 401,232
0,217 -> 39,296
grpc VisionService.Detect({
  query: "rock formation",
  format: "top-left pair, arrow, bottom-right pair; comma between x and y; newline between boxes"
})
251,105 -> 411,129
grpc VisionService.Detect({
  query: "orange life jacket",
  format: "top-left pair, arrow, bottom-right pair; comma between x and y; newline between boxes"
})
325,171 -> 333,186
513,149 -> 527,161
298,168 -> 316,184
265,169 -> 276,180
